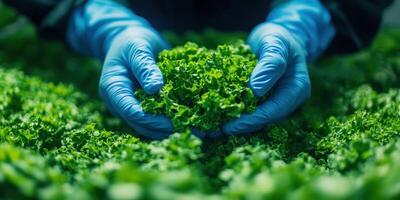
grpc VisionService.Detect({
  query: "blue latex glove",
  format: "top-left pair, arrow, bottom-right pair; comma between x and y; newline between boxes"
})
223,0 -> 335,135
67,0 -> 173,139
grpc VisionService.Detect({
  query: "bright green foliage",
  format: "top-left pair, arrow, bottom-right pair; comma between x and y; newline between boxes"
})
1,4 -> 400,200
137,42 -> 258,131
316,85 -> 400,172
0,144 -> 67,199
0,69 -> 211,199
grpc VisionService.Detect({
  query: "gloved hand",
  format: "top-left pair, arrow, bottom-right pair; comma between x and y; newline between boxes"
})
223,0 -> 335,135
67,0 -> 173,139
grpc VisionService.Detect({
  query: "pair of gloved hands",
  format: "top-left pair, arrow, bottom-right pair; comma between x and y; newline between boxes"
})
67,0 -> 335,139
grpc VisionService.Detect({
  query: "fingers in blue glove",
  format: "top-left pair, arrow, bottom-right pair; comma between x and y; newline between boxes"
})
67,0 -> 173,139
249,33 -> 289,97
125,39 -> 165,95
223,59 -> 311,135
99,35 -> 173,139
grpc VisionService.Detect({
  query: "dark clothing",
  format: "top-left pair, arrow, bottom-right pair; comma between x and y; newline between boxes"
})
2,0 -> 394,54
125,0 -> 273,33
323,0 -> 394,54
2,0 -> 85,40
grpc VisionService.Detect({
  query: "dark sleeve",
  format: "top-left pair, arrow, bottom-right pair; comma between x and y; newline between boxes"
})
2,0 -> 86,40
322,0 -> 394,54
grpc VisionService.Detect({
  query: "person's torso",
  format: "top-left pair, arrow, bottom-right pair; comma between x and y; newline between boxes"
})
123,0 -> 273,32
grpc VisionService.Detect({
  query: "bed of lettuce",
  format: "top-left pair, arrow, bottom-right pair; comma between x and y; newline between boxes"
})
1,4 -> 400,200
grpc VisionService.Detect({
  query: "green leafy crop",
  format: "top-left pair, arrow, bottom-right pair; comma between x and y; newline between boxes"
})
2,4 -> 400,199
136,42 -> 258,131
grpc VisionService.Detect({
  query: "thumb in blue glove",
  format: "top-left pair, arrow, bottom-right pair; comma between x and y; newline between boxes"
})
67,0 -> 173,139
224,0 -> 335,135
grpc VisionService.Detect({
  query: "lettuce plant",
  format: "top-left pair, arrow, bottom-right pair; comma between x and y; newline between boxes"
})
137,42 -> 258,132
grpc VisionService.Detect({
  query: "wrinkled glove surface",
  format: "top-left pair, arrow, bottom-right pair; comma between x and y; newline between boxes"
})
224,0 -> 335,135
67,0 -> 173,139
